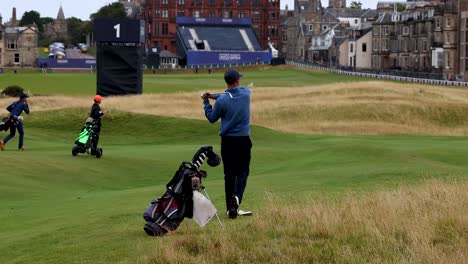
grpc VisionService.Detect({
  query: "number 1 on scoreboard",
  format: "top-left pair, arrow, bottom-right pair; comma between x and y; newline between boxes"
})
114,24 -> 121,38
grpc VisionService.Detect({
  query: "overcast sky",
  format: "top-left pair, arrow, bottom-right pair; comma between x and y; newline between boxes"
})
0,0 -> 383,22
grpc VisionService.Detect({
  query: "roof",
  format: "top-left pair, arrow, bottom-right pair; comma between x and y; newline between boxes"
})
374,13 -> 393,24
5,26 -> 38,34
57,5 -> 65,20
160,50 -> 180,58
324,8 -> 371,19
361,9 -> 379,19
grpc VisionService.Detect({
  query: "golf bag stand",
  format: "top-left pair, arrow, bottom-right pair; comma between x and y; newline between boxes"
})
143,146 -> 221,236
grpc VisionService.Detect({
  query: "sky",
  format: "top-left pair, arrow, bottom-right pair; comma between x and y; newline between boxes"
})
0,0 -> 382,22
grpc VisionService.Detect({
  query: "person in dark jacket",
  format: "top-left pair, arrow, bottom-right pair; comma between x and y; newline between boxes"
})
0,93 -> 30,151
202,69 -> 253,219
90,95 -> 104,152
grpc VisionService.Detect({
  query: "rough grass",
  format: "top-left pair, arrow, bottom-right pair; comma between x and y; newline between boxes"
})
144,180 -> 468,264
7,81 -> 468,136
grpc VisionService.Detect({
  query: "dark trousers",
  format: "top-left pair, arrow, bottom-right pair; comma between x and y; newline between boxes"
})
92,126 -> 101,151
3,122 -> 24,149
221,136 -> 252,210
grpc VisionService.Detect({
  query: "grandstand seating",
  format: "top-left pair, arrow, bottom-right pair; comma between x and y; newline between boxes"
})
177,26 -> 262,52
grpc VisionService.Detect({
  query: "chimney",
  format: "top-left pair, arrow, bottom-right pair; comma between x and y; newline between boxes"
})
11,7 -> 18,27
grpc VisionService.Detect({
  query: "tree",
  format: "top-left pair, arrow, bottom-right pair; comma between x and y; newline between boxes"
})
19,10 -> 41,29
67,17 -> 86,44
397,3 -> 406,12
90,3 -> 127,20
350,1 -> 363,9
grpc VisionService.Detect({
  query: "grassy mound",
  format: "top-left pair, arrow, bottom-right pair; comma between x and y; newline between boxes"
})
1,109 -> 467,263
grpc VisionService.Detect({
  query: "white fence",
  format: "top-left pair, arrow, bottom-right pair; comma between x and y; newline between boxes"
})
287,60 -> 468,87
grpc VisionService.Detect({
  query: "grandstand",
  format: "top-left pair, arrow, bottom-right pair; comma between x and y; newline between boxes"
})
176,17 -> 272,67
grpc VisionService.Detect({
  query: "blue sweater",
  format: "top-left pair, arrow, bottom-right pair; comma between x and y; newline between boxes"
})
7,101 -> 30,117
204,86 -> 250,136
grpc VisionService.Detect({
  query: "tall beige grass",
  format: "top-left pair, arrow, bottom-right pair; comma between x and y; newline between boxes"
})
140,181 -> 467,264
5,81 -> 468,135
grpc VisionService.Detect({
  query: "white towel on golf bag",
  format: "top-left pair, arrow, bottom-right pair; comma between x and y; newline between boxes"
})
192,190 -> 217,228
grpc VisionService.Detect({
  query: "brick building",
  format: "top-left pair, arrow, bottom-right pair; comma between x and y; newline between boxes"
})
144,0 -> 280,53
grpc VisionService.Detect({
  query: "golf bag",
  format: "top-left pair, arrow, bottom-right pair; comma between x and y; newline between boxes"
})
72,119 -> 103,158
0,117 -> 11,131
143,146 -> 221,236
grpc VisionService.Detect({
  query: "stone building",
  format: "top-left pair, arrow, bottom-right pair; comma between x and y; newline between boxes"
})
44,5 -> 68,40
3,25 -> 39,67
458,0 -> 468,81
144,0 -> 280,53
0,14 -> 4,66
284,0 -> 323,61
309,7 -> 377,66
371,1 -> 460,80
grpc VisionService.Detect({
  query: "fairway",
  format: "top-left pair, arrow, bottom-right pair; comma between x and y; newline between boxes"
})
0,66 -> 366,95
0,68 -> 466,263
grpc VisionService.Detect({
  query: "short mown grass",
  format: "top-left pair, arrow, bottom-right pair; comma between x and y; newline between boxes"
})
0,110 -> 467,263
0,66 -> 366,96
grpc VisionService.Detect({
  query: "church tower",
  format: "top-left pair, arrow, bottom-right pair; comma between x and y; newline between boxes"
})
329,0 -> 346,8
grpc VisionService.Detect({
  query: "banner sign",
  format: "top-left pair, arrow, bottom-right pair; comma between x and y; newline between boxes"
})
187,51 -> 271,66
37,58 -> 96,68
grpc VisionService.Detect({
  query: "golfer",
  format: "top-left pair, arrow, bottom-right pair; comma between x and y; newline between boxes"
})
202,69 -> 252,219
0,93 -> 30,151
90,95 -> 104,153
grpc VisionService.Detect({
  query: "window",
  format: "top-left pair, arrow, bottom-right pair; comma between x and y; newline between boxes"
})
7,39 -> 17,50
282,34 -> 287,42
436,18 -> 441,28
466,18 -> 468,29
208,11 -> 216,18
14,53 -> 20,63
178,0 -> 184,4
309,25 -> 313,31
193,11 -> 200,18
177,10 -> 185,16
162,10 -> 168,18
238,11 -> 245,18
354,19 -> 358,24
362,43 -> 367,52
403,26 -> 409,35
446,17 -> 451,27
162,0 -> 168,4
162,23 -> 168,35
223,11 -> 231,18
384,26 -> 389,35
373,27 -> 378,36
466,59 -> 468,71
350,43 -> 354,53
253,11 -> 260,20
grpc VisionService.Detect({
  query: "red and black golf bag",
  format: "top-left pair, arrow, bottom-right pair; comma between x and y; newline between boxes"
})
143,146 -> 221,236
